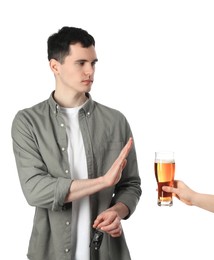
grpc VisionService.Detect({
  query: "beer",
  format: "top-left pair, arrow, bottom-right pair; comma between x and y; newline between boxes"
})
154,152 -> 175,206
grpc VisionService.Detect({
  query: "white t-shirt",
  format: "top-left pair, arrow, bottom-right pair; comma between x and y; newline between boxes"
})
61,103 -> 90,260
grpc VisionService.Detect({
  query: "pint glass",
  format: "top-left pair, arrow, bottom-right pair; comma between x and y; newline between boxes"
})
154,151 -> 175,206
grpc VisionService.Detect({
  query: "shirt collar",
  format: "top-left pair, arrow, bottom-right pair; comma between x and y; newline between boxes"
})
48,91 -> 95,116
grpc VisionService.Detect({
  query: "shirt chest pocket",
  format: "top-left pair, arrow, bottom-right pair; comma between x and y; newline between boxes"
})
98,141 -> 123,174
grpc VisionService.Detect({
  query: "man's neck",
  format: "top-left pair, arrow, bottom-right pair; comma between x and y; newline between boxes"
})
53,89 -> 88,108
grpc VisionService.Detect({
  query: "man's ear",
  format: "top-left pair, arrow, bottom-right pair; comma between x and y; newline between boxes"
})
49,59 -> 60,75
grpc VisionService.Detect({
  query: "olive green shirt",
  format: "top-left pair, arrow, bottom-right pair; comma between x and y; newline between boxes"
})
12,92 -> 142,260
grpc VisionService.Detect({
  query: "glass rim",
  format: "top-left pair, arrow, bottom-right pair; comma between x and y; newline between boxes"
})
155,151 -> 175,162
155,151 -> 174,154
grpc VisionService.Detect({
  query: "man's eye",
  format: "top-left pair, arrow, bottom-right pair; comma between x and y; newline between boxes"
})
92,61 -> 97,67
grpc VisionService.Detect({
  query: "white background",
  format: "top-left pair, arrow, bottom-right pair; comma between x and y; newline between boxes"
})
1,0 -> 214,259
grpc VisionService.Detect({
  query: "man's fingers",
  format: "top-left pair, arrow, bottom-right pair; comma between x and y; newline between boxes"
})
121,159 -> 127,170
119,137 -> 133,159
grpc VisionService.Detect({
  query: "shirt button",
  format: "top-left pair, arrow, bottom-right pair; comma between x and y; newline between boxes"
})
65,169 -> 69,174
61,147 -> 65,151
65,221 -> 70,226
60,123 -> 64,127
65,248 -> 70,253
87,112 -> 90,116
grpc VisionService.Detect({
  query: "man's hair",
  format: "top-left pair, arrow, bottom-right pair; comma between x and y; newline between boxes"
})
47,26 -> 95,63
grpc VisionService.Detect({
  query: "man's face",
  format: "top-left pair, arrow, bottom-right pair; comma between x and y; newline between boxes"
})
56,43 -> 98,94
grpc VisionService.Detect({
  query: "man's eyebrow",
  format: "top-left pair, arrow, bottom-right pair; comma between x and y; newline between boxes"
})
75,58 -> 98,63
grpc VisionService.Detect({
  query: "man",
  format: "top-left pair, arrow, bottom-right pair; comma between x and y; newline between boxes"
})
12,26 -> 142,260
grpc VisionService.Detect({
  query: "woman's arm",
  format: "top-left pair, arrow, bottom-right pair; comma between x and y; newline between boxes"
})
163,180 -> 214,213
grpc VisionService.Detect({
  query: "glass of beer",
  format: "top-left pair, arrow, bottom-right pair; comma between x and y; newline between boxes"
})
154,151 -> 175,206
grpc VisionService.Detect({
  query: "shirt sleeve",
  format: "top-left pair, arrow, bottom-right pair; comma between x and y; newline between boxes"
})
11,111 -> 72,211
